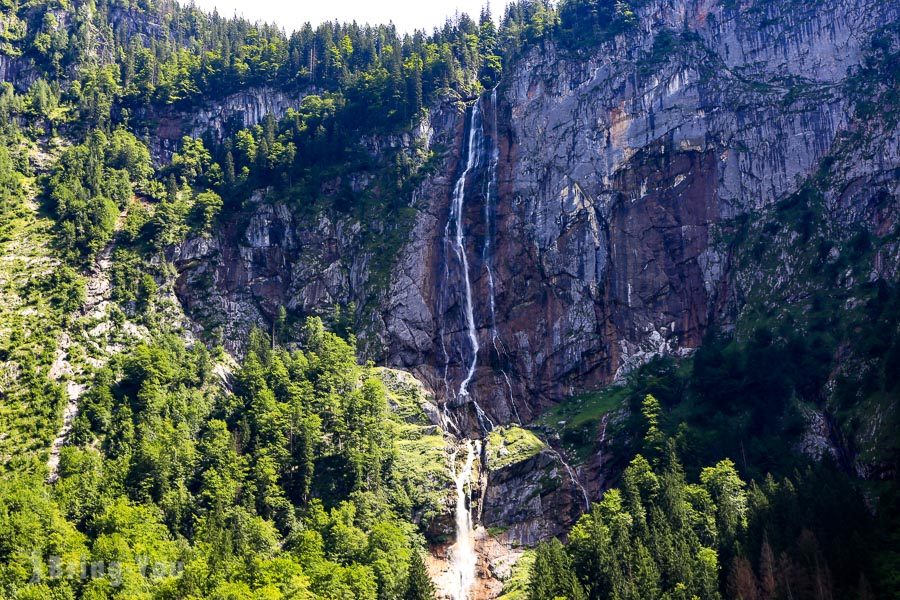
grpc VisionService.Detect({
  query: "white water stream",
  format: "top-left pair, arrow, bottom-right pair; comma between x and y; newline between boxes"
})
547,445 -> 591,511
439,94 -> 592,598
449,101 -> 483,403
445,98 -> 496,432
443,99 -> 490,600
481,89 -> 521,426
448,439 -> 480,600
482,89 -> 501,350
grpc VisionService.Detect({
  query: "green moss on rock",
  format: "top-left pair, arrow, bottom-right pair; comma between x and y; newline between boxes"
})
376,367 -> 451,522
487,426 -> 545,471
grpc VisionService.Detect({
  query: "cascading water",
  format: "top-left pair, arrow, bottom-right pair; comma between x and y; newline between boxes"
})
439,93 -> 588,598
448,439 -> 480,600
441,99 -> 489,600
482,89 -> 501,351
450,103 -> 482,402
441,92 -> 524,599
480,89 -> 521,425
547,445 -> 591,512
445,99 -> 493,430
596,413 -> 610,469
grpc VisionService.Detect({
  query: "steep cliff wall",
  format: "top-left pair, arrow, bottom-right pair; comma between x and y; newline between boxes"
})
167,0 -> 899,560
380,0 -> 897,424
171,105 -> 454,353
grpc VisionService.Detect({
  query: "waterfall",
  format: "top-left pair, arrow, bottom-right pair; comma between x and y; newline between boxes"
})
433,92 -> 601,598
448,439 -> 480,600
483,89 -> 501,350
441,98 -> 490,600
448,101 -> 483,402
501,371 -> 522,424
445,99 -> 495,430
596,413 -> 610,469
547,445 -> 591,512
481,89 -> 521,425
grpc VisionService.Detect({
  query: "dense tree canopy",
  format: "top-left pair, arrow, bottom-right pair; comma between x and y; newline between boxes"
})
0,322 -> 439,599
528,397 -> 887,600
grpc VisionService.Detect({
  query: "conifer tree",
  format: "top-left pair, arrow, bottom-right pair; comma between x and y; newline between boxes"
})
404,550 -> 436,600
529,538 -> 586,600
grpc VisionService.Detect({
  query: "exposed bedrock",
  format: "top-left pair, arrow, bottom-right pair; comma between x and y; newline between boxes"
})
168,0 -> 899,555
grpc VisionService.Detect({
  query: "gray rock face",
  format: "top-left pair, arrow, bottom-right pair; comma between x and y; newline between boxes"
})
368,0 -> 898,429
171,191 -> 368,353
190,87 -> 305,138
171,103 -> 455,354
167,0 -> 899,548
0,54 -> 37,90
149,86 -> 310,162
481,446 -> 583,544
170,0 -> 897,418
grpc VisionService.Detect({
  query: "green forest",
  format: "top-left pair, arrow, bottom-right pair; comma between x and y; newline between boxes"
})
0,0 -> 897,599
3,322 -> 447,598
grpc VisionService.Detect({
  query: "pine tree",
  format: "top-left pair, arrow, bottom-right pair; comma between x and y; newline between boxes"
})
404,550 -> 435,600
223,150 -> 236,187
641,394 -> 665,458
529,538 -> 586,600
631,540 -> 662,598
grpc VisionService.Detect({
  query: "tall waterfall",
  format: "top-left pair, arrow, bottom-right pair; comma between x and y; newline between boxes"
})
437,94 -> 590,599
481,89 -> 521,425
445,99 -> 494,430
442,98 -> 490,600
449,101 -> 482,402
483,89 -> 500,350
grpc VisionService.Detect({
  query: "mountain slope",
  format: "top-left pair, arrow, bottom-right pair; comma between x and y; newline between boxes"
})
0,0 -> 897,598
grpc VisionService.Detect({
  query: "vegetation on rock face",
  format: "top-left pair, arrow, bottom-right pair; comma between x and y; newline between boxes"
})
533,384 -> 630,464
48,128 -> 153,259
0,129 -> 82,470
487,426 -> 545,470
0,1 -> 896,599
376,367 -> 452,524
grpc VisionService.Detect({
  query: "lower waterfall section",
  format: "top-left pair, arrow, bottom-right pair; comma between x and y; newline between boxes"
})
448,440 -> 479,600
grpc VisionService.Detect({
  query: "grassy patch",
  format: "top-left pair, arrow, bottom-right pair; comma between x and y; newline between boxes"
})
376,367 -> 452,522
532,385 -> 629,463
486,426 -> 545,471
376,367 -> 433,426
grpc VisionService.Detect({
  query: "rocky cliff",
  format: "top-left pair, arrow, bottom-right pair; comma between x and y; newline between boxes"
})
146,86 -> 312,162
168,0 -> 899,559
380,0 -> 897,424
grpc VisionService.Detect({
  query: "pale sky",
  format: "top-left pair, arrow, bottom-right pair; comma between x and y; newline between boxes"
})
187,0 -> 511,34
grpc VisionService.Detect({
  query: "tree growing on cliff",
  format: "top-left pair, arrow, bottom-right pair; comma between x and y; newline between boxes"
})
404,550 -> 436,600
